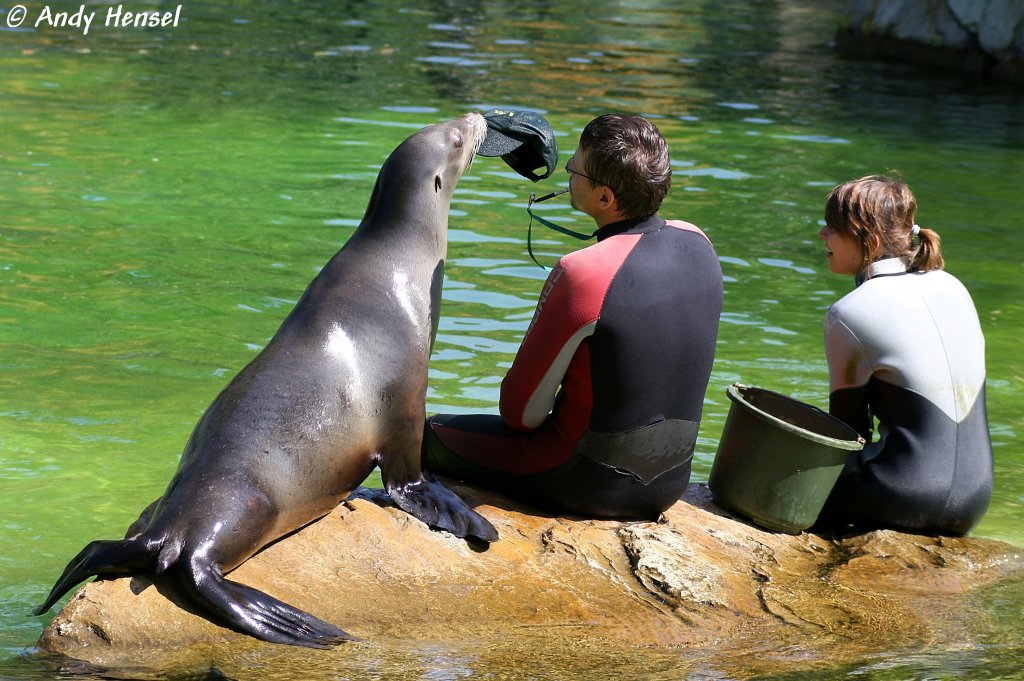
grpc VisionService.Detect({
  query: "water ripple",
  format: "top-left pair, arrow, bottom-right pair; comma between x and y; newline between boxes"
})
434,333 -> 520,354
442,288 -> 534,309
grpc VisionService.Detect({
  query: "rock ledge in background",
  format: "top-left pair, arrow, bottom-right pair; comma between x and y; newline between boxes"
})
839,0 -> 1024,81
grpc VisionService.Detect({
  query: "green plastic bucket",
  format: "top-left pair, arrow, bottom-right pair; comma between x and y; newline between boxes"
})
708,383 -> 865,534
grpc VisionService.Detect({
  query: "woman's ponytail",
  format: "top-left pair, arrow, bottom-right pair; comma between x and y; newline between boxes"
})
912,226 -> 944,272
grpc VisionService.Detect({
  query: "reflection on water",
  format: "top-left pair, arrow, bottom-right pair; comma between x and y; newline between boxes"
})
1,0 -> 1022,677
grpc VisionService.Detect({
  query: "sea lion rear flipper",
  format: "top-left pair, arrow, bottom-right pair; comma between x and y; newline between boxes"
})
386,471 -> 499,544
178,561 -> 352,648
32,538 -> 155,615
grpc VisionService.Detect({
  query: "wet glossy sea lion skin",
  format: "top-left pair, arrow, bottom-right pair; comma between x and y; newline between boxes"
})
33,113 -> 497,648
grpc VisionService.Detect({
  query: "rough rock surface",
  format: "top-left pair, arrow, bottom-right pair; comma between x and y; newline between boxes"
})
36,483 -> 1023,679
839,0 -> 1024,81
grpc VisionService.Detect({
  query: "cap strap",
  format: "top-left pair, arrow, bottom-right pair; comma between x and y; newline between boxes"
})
526,191 -> 595,269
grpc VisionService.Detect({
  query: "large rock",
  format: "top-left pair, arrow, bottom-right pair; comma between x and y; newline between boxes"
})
839,0 -> 1024,81
37,483 -> 1022,679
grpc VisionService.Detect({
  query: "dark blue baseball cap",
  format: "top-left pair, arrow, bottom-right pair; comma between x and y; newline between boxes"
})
477,108 -> 558,182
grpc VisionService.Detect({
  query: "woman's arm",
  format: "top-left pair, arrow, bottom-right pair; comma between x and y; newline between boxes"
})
824,307 -> 874,439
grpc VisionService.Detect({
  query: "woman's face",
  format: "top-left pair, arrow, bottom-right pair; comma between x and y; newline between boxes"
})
818,223 -> 864,276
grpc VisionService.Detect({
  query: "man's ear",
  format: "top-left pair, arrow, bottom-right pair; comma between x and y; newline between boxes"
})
598,185 -> 618,212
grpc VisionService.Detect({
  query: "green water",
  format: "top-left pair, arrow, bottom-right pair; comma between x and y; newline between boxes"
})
1,1 -> 1022,678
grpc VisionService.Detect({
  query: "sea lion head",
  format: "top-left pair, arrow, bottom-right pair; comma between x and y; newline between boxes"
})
362,113 -> 486,224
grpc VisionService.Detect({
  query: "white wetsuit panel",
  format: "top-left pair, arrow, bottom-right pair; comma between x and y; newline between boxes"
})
821,260 -> 992,534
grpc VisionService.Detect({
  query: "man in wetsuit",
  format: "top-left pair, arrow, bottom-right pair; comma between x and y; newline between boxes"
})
423,114 -> 724,520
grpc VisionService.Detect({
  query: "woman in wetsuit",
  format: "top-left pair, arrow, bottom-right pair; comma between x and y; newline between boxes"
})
816,175 -> 992,535
422,114 -> 724,520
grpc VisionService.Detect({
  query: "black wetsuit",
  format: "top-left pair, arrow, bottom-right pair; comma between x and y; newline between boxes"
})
424,214 -> 724,519
818,258 -> 993,534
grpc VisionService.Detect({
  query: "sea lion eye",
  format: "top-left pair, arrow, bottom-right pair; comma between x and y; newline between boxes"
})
435,175 -> 442,192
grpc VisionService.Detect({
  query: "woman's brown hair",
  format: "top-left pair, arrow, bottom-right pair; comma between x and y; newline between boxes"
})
825,174 -> 944,272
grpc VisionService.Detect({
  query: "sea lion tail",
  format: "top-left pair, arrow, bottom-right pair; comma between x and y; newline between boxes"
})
173,559 -> 353,648
387,471 -> 499,544
31,537 -> 157,615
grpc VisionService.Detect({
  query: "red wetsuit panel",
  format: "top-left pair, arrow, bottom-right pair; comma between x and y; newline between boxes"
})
501,232 -> 641,430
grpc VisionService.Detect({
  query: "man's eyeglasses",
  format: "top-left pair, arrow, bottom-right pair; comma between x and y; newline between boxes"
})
565,160 -> 605,187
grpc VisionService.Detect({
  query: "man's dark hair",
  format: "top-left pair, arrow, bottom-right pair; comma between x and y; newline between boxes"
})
579,114 -> 671,219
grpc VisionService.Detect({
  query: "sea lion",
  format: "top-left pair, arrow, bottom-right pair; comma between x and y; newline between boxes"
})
33,112 -> 498,648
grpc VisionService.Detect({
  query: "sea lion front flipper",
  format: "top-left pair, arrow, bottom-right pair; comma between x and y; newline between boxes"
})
386,471 -> 499,544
